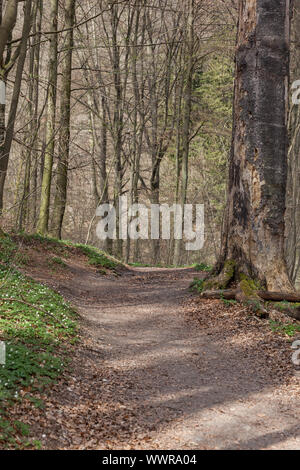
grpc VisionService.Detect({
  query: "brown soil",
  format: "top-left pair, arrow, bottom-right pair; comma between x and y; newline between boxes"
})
11,253 -> 300,450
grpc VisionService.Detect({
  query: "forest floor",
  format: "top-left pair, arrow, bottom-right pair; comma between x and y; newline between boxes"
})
7,244 -> 299,451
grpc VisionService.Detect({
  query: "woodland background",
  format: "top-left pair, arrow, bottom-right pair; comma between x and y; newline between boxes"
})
0,0 -> 299,285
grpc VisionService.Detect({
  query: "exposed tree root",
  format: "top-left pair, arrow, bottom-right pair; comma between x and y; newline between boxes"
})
256,292 -> 300,303
201,289 -> 300,303
201,289 -> 300,321
201,289 -> 237,300
202,260 -> 235,291
200,259 -> 300,320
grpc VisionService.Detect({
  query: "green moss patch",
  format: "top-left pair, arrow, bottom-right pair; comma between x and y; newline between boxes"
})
203,260 -> 235,291
190,278 -> 205,293
194,263 -> 212,273
269,320 -> 300,337
13,232 -> 122,272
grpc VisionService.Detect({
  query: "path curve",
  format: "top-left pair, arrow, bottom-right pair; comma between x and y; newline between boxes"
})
30,266 -> 300,450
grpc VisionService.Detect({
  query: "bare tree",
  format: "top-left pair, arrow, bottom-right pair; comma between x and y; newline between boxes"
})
51,0 -> 76,238
37,0 -> 58,235
0,0 -> 33,214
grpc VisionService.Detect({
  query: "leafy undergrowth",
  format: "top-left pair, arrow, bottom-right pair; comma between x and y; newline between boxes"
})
268,301 -> 300,337
128,262 -> 194,268
269,320 -> 300,337
193,262 -> 212,273
14,232 -> 121,273
190,278 -> 300,338
190,277 -> 205,293
0,232 -> 78,449
128,262 -> 152,268
76,243 -> 117,270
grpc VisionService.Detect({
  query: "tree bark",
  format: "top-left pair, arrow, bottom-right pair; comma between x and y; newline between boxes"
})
19,0 -> 42,231
0,0 -> 32,214
37,0 -> 58,235
286,0 -> 300,285
31,0 -> 43,228
212,0 -> 294,293
51,0 -> 75,239
0,0 -> 18,67
173,0 -> 195,266
202,289 -> 300,303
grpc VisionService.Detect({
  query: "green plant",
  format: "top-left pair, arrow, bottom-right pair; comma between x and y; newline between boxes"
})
33,439 -> 42,450
27,396 -> 45,409
269,320 -> 300,337
128,262 -> 151,268
75,243 -> 117,270
0,232 -> 17,265
194,262 -> 212,272
190,278 -> 205,293
14,421 -> 30,437
14,253 -> 30,266
221,297 -> 237,306
0,252 -> 78,448
16,233 -> 120,272
49,256 -> 67,268
271,300 -> 300,311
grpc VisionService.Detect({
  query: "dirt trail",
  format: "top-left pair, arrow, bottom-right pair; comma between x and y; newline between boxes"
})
25,264 -> 300,450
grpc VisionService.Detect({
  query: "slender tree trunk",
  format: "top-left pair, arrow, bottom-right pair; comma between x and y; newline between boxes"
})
37,0 -> 58,235
172,61 -> 184,264
51,0 -> 75,239
126,3 -> 144,263
19,0 -> 42,230
109,4 -> 133,259
89,94 -> 112,254
212,0 -> 293,293
110,4 -> 123,259
0,0 -> 32,214
173,0 -> 194,266
31,0 -> 43,228
145,6 -> 178,265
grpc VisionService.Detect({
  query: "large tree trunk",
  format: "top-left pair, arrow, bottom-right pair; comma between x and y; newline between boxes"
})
286,0 -> 300,285
212,0 -> 294,293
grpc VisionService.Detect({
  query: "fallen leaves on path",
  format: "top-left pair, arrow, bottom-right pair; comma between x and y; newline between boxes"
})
3,267 -> 300,450
183,297 -> 299,399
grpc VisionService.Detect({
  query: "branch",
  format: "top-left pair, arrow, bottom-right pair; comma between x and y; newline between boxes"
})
201,289 -> 300,320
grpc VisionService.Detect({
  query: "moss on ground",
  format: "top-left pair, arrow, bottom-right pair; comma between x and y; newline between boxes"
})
269,320 -> 300,337
14,232 -> 121,271
193,263 -> 212,273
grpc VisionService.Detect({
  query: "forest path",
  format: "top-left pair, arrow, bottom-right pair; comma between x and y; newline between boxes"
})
29,265 -> 300,450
